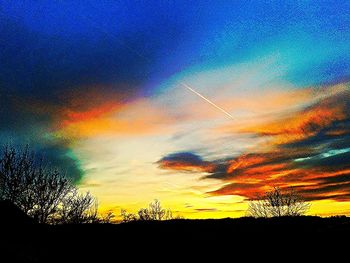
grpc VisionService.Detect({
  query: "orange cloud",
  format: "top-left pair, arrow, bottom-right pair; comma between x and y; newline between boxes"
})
236,86 -> 349,146
47,86 -> 176,138
159,82 -> 350,202
55,100 -> 175,138
61,102 -> 122,127
210,166 -> 350,201
158,160 -> 216,173
227,154 -> 267,174
217,83 -> 349,136
243,104 -> 345,145
55,86 -> 126,128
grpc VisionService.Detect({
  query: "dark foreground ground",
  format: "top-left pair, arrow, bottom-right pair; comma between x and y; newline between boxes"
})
1,201 -> 350,262
3,217 -> 350,262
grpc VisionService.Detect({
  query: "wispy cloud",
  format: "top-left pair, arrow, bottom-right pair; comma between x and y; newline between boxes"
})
158,83 -> 350,202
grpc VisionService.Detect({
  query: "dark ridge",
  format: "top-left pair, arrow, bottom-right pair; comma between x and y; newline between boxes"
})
2,216 -> 350,262
0,200 -> 35,225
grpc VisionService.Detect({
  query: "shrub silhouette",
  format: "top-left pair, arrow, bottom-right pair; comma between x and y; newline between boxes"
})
121,199 -> 177,222
120,209 -> 138,222
0,145 -> 101,224
247,187 -> 310,217
100,210 -> 116,223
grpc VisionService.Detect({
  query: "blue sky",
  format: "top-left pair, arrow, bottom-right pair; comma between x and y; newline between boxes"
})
1,1 -> 350,217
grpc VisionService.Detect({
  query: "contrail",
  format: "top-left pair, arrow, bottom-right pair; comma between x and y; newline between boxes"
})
179,82 -> 234,120
72,8 -> 234,120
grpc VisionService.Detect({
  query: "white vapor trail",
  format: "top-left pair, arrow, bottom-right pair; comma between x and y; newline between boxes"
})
179,82 -> 234,120
73,8 -> 234,120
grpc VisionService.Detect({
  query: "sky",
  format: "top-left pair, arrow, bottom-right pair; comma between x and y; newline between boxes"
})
0,0 -> 350,218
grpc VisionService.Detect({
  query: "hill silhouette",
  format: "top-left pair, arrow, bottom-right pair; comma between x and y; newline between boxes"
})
1,210 -> 350,262
0,200 -> 34,225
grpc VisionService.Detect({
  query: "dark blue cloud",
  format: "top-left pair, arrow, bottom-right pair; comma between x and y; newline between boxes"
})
158,152 -> 206,167
293,150 -> 350,171
157,151 -> 230,177
0,2 -> 192,182
0,15 -> 182,99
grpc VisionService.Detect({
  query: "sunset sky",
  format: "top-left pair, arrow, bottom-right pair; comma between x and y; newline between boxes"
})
1,1 -> 350,218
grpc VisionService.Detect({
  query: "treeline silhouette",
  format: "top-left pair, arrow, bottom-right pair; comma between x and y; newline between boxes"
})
120,199 -> 183,222
0,145 -> 113,224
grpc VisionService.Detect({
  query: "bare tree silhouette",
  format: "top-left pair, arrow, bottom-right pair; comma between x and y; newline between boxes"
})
148,199 -> 165,220
247,187 -> 310,217
0,145 -> 101,224
57,189 -> 98,224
